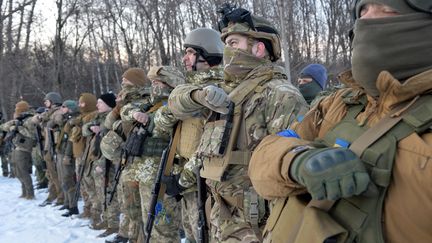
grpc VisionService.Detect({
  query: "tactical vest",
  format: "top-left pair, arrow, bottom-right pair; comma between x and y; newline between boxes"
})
264,93 -> 432,243
199,70 -> 275,182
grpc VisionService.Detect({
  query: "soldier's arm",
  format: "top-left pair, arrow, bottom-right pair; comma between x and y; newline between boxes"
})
264,81 -> 309,135
81,121 -> 94,137
152,106 -> 178,137
249,90 -> 345,200
178,154 -> 201,189
168,84 -> 211,119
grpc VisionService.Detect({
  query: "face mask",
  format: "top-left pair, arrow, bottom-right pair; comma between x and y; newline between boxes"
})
351,13 -> 432,97
223,46 -> 268,87
299,81 -> 322,104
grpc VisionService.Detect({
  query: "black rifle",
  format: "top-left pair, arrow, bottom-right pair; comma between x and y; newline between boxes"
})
3,113 -> 32,148
195,166 -> 208,243
47,128 -> 57,163
109,124 -> 149,204
144,128 -> 175,243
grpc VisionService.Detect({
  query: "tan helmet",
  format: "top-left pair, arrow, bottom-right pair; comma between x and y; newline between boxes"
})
218,5 -> 281,62
147,66 -> 185,88
184,28 -> 224,66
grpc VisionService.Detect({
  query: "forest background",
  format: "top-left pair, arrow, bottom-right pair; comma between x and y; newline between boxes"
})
0,0 -> 353,119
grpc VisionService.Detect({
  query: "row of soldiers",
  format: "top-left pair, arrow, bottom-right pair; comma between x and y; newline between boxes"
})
4,1 -> 427,242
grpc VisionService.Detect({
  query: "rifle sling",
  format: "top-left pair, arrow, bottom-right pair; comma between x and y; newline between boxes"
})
158,121 -> 182,199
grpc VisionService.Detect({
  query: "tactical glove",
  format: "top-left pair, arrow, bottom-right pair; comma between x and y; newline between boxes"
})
290,147 -> 371,200
161,174 -> 186,197
192,85 -> 230,114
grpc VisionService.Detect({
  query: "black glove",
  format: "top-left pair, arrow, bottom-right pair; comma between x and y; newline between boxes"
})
161,174 -> 186,197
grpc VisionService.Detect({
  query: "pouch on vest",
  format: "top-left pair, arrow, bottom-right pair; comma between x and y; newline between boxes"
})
177,118 -> 204,159
263,196 -> 348,243
196,102 -> 234,158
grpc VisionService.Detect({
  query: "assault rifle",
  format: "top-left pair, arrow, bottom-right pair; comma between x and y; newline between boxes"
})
3,113 -> 33,148
109,124 -> 150,204
47,128 -> 57,163
103,159 -> 111,211
195,166 -> 208,243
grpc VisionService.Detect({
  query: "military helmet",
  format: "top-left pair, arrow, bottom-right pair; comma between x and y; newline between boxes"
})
183,28 -> 224,66
44,92 -> 62,105
147,66 -> 185,88
218,4 -> 281,62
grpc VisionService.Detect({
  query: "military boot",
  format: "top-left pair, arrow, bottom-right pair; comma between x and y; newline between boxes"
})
36,181 -> 48,189
61,207 -> 79,217
2,171 -> 8,177
105,234 -> 129,243
97,227 -> 118,237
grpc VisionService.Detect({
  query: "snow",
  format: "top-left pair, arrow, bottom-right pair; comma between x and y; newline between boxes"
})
0,174 -> 109,243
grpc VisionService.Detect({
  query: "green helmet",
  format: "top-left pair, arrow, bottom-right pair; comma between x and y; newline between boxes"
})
44,92 -> 62,105
218,4 -> 281,62
183,28 -> 224,66
147,66 -> 185,88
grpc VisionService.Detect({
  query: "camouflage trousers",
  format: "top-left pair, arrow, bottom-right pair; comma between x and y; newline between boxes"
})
93,158 -> 120,229
82,160 -> 100,218
120,177 -> 143,242
58,153 -> 77,208
117,177 -> 131,238
182,191 -> 200,242
206,175 -> 265,243
12,149 -> 34,197
44,151 -> 64,202
76,158 -> 91,212
31,149 -> 47,185
139,181 -> 182,243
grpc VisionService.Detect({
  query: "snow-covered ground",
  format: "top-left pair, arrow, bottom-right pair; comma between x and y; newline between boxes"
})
0,174 -> 110,243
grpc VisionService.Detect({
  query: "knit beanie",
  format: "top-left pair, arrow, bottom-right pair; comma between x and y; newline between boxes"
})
300,64 -> 327,89
15,100 -> 30,114
62,100 -> 78,113
122,68 -> 149,87
79,93 -> 97,113
99,93 -> 116,108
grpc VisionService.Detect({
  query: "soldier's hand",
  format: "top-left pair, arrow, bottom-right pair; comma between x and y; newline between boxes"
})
90,125 -> 101,134
192,85 -> 230,114
132,112 -> 149,124
290,147 -> 371,200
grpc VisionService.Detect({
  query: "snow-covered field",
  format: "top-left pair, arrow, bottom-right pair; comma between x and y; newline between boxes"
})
0,174 -> 109,243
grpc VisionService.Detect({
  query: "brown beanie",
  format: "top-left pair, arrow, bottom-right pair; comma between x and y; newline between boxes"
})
15,100 -> 30,115
122,68 -> 149,87
79,93 -> 97,113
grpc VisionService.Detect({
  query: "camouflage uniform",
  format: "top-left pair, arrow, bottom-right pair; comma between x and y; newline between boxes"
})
70,93 -> 98,216
168,7 -> 309,241
155,67 -> 225,242
1,104 -> 36,199
0,121 -> 11,177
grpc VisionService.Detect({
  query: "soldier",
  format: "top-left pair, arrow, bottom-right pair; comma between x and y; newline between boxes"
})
297,63 -> 328,105
71,93 -> 98,219
168,5 -> 308,242
82,92 -> 117,232
0,101 -> 36,199
249,1 -> 432,242
155,27 -> 224,243
37,92 -> 64,207
114,67 -> 151,243
53,100 -> 80,217
103,92 -> 131,243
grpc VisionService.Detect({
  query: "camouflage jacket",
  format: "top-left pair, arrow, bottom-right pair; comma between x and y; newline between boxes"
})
0,115 -> 36,152
169,64 -> 308,187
